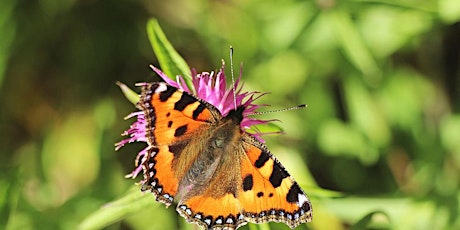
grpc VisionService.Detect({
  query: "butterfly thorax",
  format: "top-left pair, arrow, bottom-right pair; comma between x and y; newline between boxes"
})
176,107 -> 245,201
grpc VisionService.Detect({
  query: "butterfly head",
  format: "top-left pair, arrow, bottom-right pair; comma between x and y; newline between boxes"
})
225,106 -> 245,124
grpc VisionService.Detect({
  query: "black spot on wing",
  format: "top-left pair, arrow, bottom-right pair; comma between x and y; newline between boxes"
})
174,125 -> 187,137
254,150 -> 270,168
242,174 -> 253,191
193,103 -> 206,120
174,93 -> 196,111
167,121 -> 173,128
168,141 -> 187,157
159,86 -> 176,102
269,163 -> 288,188
257,192 -> 264,197
286,183 -> 302,203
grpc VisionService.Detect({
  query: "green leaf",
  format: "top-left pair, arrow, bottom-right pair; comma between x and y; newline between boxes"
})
351,211 -> 390,230
78,186 -> 156,230
247,122 -> 284,135
146,18 -> 192,88
116,81 -> 139,105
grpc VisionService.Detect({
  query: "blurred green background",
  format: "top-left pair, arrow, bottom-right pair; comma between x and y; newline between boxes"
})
2,0 -> 460,229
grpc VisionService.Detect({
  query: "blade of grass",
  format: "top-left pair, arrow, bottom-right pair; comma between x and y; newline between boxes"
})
146,18 -> 192,88
78,186 -> 157,230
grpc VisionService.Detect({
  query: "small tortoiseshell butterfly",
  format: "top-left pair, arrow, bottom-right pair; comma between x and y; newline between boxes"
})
129,68 -> 312,229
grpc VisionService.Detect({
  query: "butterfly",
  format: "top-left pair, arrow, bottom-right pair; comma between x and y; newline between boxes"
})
136,81 -> 312,229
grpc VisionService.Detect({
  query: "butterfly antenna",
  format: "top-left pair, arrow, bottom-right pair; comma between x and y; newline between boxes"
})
250,104 -> 308,116
230,46 -> 237,110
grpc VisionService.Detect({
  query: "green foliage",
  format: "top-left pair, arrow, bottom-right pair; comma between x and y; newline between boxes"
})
2,0 -> 460,230
146,19 -> 192,87
116,82 -> 139,105
0,0 -> 16,89
79,187 -> 162,230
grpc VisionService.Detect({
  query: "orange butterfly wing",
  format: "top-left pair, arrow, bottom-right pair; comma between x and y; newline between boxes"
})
138,82 -> 215,146
137,82 -> 217,206
238,138 -> 312,228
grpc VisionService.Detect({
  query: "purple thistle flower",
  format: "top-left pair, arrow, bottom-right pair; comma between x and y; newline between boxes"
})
115,111 -> 148,179
116,62 -> 272,178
